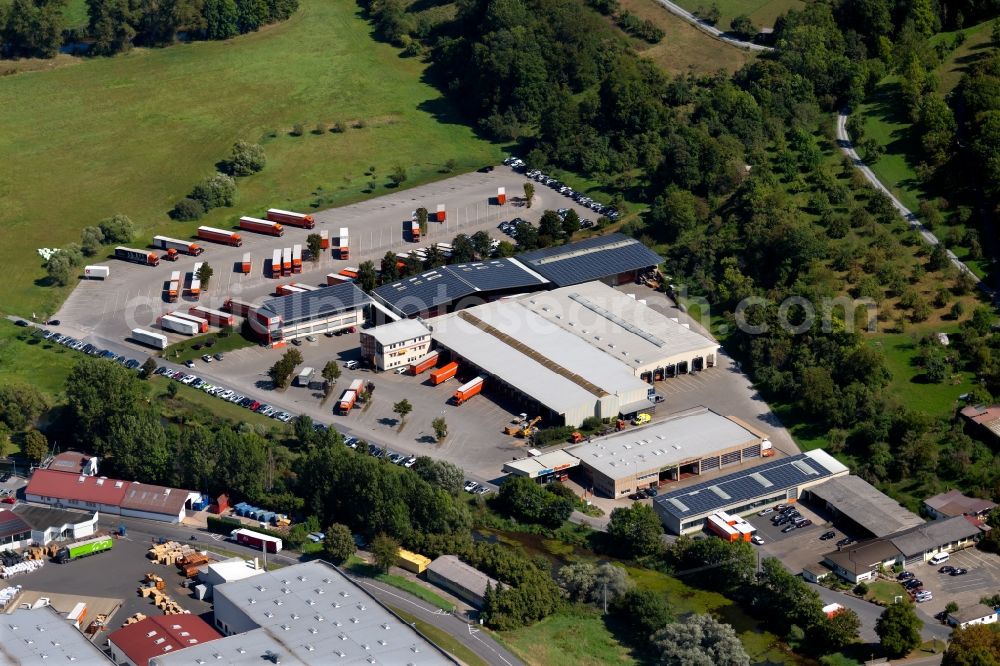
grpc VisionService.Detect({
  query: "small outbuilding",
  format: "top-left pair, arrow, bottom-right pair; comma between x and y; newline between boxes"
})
948,603 -> 999,629
924,490 -> 997,520
426,555 -> 499,609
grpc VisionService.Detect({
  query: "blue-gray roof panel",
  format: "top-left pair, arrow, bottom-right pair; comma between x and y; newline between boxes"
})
517,233 -> 662,287
260,282 -> 370,324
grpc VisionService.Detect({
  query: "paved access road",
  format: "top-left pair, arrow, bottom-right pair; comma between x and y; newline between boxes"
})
835,111 -> 990,296
650,0 -> 775,52
100,514 -> 523,666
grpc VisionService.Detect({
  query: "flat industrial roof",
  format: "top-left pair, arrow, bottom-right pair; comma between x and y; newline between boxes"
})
568,408 -> 763,480
655,450 -> 849,520
258,282 -> 371,325
373,259 -> 547,316
504,450 -> 581,477
11,503 -> 95,531
427,556 -> 498,601
431,300 -> 649,415
808,476 -> 925,538
889,515 -> 984,557
0,606 -> 114,664
516,233 -> 662,287
200,561 -> 452,666
521,282 -> 718,368
363,318 -> 431,346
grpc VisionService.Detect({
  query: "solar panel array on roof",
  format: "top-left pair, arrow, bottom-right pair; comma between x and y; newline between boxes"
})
654,452 -> 841,519
517,233 -> 663,287
259,282 -> 371,324
373,259 -> 547,316
0,508 -> 30,539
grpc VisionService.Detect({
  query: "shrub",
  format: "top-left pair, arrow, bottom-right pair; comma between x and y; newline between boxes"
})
224,140 -> 267,176
191,174 -> 238,209
98,214 -> 135,244
616,11 -> 664,43
170,197 -> 206,221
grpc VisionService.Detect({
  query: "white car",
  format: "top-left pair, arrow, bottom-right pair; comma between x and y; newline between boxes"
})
757,508 -> 774,516
751,535 -> 765,545
394,366 -> 408,375
219,390 -> 234,399
463,481 -> 478,493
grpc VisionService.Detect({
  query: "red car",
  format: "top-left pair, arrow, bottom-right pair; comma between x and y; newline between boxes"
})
2,497 -> 16,505
249,401 -> 261,411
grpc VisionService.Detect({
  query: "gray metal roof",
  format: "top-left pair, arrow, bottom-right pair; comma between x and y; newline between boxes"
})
654,450 -> 848,520
568,408 -> 763,481
259,282 -> 371,325
0,606 -> 114,664
809,476 -> 925,538
11,503 -> 94,531
823,539 -> 903,575
195,561 -> 452,666
373,259 -> 547,316
427,556 -> 498,601
516,233 -> 662,287
889,516 -> 984,557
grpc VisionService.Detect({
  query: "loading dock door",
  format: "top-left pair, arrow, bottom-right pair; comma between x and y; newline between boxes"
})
653,367 -> 664,381
665,364 -> 676,378
640,371 -> 653,383
692,357 -> 704,371
677,361 -> 689,374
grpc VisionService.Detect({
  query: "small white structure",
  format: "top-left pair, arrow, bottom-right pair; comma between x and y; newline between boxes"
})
198,557 -> 263,599
948,604 -> 999,629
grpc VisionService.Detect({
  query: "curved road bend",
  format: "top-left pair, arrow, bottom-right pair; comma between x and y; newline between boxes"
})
836,110 -> 991,297
102,515 -> 523,666
650,0 -> 775,52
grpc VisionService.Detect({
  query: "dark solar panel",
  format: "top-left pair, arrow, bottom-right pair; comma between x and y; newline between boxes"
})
517,233 -> 663,287
260,282 -> 371,324
0,510 -> 30,538
654,454 -> 836,518
449,259 -> 547,291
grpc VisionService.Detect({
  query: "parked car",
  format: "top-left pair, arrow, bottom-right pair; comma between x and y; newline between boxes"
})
306,335 -> 316,342
751,535 -> 765,545
781,524 -> 797,533
897,571 -> 916,580
819,531 -> 836,540
628,492 -> 644,501
403,456 -> 417,468
836,537 -> 855,547
202,354 -> 213,363
938,565 -> 955,574
950,568 -> 969,576
214,353 -> 224,361
904,579 -> 923,590
643,487 -> 658,497
757,508 -> 774,516
794,519 -> 812,528
915,591 -> 933,602
463,480 -> 478,493
184,360 -> 195,368
14,320 -> 28,327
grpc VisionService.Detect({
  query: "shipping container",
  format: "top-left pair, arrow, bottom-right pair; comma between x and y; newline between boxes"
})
197,226 -> 242,247
231,528 -> 282,553
266,208 -> 315,229
271,249 -> 282,278
167,270 -> 181,302
223,298 -> 256,317
337,227 -> 349,260
189,261 -> 203,298
159,314 -> 200,336
115,246 -> 160,266
239,217 -> 284,237
169,311 -> 209,333
241,252 -> 252,275
188,306 -> 235,327
152,236 -> 204,256
84,265 -> 110,280
131,328 -> 168,350
453,376 -> 485,405
319,229 -> 330,249
497,186 -> 506,205
281,247 -> 292,276
292,244 -> 302,273
326,273 -> 350,286
396,548 -> 431,574
429,361 -> 458,385
337,390 -> 357,414
296,367 -> 314,387
409,351 -> 439,375
410,220 -> 420,242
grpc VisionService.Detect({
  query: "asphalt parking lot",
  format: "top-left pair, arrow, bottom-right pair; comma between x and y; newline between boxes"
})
902,547 -> 1000,611
8,536 -> 211,638
752,503 -> 843,571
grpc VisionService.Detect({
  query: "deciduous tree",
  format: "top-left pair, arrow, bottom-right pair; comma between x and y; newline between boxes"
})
323,523 -> 355,564
22,429 -> 49,463
652,614 -> 750,666
307,234 -> 323,263
371,533 -> 399,572
876,602 -> 922,658
607,503 -> 664,558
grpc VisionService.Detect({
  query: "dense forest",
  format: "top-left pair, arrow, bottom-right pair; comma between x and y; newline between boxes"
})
363,0 -> 1000,503
0,0 -> 298,58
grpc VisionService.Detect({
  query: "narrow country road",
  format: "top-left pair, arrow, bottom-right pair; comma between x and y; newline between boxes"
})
835,110 -> 991,297
650,0 -> 775,52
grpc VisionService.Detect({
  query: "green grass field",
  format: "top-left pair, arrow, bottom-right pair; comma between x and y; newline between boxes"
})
163,329 -> 257,363
0,321 -> 79,400
930,21 -> 997,93
669,0 -> 802,30
150,375 -> 289,431
498,606 -> 638,666
0,0 -> 500,317
865,579 -> 906,606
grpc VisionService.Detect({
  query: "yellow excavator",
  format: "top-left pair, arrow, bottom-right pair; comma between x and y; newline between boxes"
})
519,416 -> 542,438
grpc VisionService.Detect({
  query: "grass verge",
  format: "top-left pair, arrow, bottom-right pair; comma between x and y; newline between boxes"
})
347,557 -> 456,612
0,0 -> 500,317
150,376 -> 289,431
387,606 -> 490,666
497,605 -> 637,666
865,579 -> 906,606
664,0 -> 802,30
163,329 -> 258,363
0,321 -> 79,401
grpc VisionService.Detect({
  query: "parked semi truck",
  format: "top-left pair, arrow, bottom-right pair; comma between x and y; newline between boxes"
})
84,265 -> 110,279
197,226 -> 242,247
337,227 -> 349,260
169,311 -> 209,333
281,247 -> 292,276
337,390 -> 358,414
189,262 -> 203,298
115,247 -> 159,266
453,376 -> 485,405
410,220 -> 420,242
241,253 -> 252,275
319,229 -> 330,249
409,351 -> 439,375
188,306 -> 234,327
152,236 -> 203,256
159,314 -> 199,335
55,535 -> 113,563
266,208 -> 314,229
271,249 -> 282,278
292,244 -> 302,273
167,271 -> 181,302
230,528 -> 282,553
239,217 -> 284,237
131,328 -> 168,349
430,362 -> 458,385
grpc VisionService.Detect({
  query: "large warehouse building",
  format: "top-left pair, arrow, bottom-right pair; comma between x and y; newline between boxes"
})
249,282 -> 371,344
428,282 -> 718,426
804,475 -> 926,539
566,408 -> 769,497
516,232 -> 663,287
653,450 -> 849,534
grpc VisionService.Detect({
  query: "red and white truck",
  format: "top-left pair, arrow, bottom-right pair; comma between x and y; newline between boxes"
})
230,528 -> 282,553
271,249 -> 282,278
241,253 -> 252,275
188,306 -> 234,327
327,273 -> 351,286
197,227 -> 242,247
337,390 -> 358,415
436,204 -> 446,222
167,271 -> 181,303
336,227 -> 349,260
452,376 -> 485,405
169,311 -> 209,333
497,187 -> 506,205
239,217 -> 284,237
410,220 -> 421,242
188,262 -> 203,299
115,247 -> 159,266
319,229 -> 330,249
152,236 -> 204,256
292,244 -> 302,274
281,247 -> 292,276
266,208 -> 314,229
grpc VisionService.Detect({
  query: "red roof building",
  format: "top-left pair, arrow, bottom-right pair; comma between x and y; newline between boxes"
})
25,469 -> 128,507
48,451 -> 99,476
108,615 -> 220,666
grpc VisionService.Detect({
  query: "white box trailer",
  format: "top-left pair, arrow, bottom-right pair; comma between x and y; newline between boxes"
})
84,265 -> 110,279
297,367 -> 314,387
131,328 -> 168,349
189,262 -> 203,297
271,249 -> 282,278
159,314 -> 199,335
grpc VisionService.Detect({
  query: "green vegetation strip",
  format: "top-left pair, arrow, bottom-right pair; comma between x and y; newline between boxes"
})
347,558 -> 455,612
387,606 -> 489,666
163,330 -> 257,363
0,321 -> 78,400
497,605 -> 636,666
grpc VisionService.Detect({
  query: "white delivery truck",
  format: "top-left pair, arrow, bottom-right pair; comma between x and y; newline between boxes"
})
131,328 -> 168,349
84,265 -> 110,279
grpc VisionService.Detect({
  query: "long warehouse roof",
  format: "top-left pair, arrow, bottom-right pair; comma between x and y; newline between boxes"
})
373,259 -> 547,316
567,408 -> 764,479
808,475 -> 925,538
258,282 -> 371,324
654,450 -> 848,520
516,233 -> 662,287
